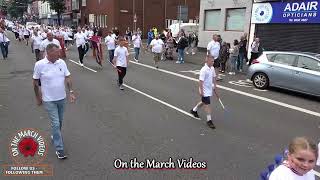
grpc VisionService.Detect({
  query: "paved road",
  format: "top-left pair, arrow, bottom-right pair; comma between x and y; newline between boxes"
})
1,32 -> 319,180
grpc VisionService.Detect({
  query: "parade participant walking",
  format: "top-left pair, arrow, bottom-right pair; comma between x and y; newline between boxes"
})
31,30 -> 42,61
81,28 -> 90,56
39,32 -> 61,59
74,28 -> 87,67
113,38 -> 129,90
105,31 -> 116,64
0,27 -> 10,60
150,34 -> 164,69
190,55 -> 218,129
269,137 -> 318,180
132,31 -> 143,62
32,44 -> 76,159
23,27 -> 30,46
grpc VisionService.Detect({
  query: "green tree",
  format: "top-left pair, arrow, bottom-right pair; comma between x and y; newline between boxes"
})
43,0 -> 66,26
7,0 -> 31,18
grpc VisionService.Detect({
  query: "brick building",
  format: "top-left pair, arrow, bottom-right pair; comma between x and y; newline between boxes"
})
72,0 -> 200,37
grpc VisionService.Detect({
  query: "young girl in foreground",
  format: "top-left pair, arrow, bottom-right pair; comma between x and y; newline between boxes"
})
269,137 -> 318,180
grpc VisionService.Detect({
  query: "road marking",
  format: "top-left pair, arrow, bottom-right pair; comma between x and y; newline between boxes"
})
69,59 -> 98,73
123,83 -> 200,120
129,60 -> 320,118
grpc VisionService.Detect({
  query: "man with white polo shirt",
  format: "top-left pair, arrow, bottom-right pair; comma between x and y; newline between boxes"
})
207,34 -> 222,81
190,55 -> 218,129
74,27 -> 87,66
150,34 -> 164,69
33,44 -> 76,159
31,30 -> 42,61
113,38 -> 129,90
105,31 -> 116,64
39,32 -> 61,59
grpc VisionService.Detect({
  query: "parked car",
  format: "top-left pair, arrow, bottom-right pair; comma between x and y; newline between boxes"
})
247,51 -> 320,97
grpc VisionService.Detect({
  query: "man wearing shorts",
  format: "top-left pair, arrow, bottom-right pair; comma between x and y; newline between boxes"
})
190,55 -> 218,129
150,34 -> 164,69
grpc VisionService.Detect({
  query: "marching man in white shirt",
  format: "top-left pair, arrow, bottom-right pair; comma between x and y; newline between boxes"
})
113,38 -> 129,90
105,31 -> 116,64
190,55 -> 218,129
39,32 -> 61,59
150,34 -> 164,69
31,30 -> 43,61
74,27 -> 87,67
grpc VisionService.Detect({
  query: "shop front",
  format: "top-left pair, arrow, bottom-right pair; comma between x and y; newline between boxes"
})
249,0 -> 320,54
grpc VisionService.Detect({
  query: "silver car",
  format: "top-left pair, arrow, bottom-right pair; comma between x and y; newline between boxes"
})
247,51 -> 320,97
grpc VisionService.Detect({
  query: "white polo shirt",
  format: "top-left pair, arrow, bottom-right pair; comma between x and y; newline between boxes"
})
207,40 -> 220,60
114,46 -> 129,67
105,35 -> 116,50
33,58 -> 71,102
199,63 -> 216,97
31,35 -> 43,50
74,32 -> 86,47
150,39 -> 164,53
317,142 -> 320,166
39,39 -> 61,52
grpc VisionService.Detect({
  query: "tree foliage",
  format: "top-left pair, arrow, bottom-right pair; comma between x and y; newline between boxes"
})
43,0 -> 66,26
7,0 -> 31,18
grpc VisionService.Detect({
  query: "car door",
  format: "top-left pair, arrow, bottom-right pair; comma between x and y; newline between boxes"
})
268,54 -> 297,89
292,56 -> 320,96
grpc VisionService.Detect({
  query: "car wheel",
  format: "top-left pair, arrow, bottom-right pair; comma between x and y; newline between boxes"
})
252,73 -> 269,89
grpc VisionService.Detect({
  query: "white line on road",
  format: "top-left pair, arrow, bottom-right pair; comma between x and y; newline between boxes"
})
69,59 -> 98,73
123,84 -> 200,120
129,60 -> 320,118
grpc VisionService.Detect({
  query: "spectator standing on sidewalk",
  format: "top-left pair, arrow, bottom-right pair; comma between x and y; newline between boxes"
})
190,55 -> 218,129
207,34 -> 221,80
32,44 -> 76,159
175,32 -> 188,64
132,31 -> 143,62
249,37 -> 261,66
113,38 -> 129,90
186,31 -> 198,55
150,34 -> 164,69
238,35 -> 247,72
219,42 -> 229,73
228,40 -> 239,75
0,27 -> 10,60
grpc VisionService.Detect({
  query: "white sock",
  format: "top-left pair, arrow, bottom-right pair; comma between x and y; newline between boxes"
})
206,115 -> 211,121
193,106 -> 198,112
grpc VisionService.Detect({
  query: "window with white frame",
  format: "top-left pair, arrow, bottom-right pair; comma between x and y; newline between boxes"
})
204,9 -> 221,31
226,8 -> 246,31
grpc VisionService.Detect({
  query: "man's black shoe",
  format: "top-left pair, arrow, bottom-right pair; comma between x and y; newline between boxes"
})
56,150 -> 67,159
190,110 -> 199,118
207,120 -> 216,129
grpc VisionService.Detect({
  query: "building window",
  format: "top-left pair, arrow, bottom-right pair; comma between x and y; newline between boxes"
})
226,8 -> 246,31
204,9 -> 221,31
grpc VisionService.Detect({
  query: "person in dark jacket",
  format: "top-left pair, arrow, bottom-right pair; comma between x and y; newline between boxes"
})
238,35 -> 247,72
219,42 -> 229,73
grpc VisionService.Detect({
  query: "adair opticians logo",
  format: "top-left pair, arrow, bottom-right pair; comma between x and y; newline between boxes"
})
252,3 -> 273,23
9,128 -> 47,164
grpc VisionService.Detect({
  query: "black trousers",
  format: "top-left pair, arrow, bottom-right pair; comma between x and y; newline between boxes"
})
117,66 -> 127,85
249,52 -> 259,66
35,49 -> 41,61
78,46 -> 85,64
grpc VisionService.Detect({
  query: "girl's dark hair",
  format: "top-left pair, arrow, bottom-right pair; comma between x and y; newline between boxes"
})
234,39 -> 239,46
